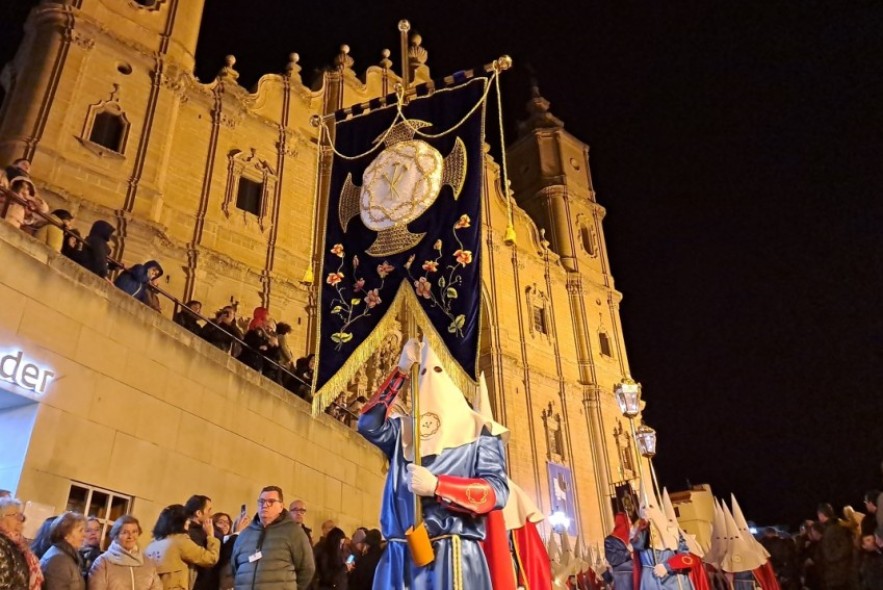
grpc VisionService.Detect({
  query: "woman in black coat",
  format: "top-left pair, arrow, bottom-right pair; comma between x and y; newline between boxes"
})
79,220 -> 115,279
316,527 -> 349,590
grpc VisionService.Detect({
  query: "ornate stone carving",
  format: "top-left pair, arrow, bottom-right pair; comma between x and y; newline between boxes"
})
70,31 -> 95,50
542,402 -> 566,463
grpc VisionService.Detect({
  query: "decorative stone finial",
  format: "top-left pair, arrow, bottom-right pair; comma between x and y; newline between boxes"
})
518,77 -> 564,136
217,55 -> 239,81
409,33 -> 428,66
286,52 -> 301,77
380,48 -> 393,70
335,44 -> 354,71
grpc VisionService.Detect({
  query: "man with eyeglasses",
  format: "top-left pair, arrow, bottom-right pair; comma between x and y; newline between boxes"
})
231,486 -> 315,590
288,500 -> 313,546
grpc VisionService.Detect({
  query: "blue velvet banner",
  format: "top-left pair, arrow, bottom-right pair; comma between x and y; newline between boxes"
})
313,77 -> 488,409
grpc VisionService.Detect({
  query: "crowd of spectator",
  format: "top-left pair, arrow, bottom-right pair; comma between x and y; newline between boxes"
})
760,491 -> 883,590
0,158 -> 368,423
0,488 -> 382,590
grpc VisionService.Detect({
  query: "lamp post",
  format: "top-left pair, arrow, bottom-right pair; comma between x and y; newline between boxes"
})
614,376 -> 647,502
635,422 -> 661,499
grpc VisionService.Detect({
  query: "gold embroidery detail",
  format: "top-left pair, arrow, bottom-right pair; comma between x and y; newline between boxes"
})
419,412 -> 441,438
465,483 -> 489,506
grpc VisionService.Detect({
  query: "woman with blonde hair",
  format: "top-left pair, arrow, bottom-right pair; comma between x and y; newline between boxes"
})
0,496 -> 44,590
40,511 -> 87,590
144,505 -> 219,590
88,515 -> 161,590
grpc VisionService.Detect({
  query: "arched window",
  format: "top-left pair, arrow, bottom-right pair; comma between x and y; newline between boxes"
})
89,111 -> 127,153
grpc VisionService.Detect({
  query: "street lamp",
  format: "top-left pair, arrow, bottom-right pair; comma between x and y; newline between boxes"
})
635,423 -> 657,458
636,422 -> 661,499
614,376 -> 642,419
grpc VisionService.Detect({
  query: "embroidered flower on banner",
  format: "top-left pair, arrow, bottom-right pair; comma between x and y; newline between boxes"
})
326,242 -> 393,349
405,214 -> 473,337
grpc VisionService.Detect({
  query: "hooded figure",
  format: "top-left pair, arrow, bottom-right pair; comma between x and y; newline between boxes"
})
356,337 -> 509,590
80,220 -> 116,278
605,512 -> 636,590
114,260 -> 164,307
631,477 -> 696,590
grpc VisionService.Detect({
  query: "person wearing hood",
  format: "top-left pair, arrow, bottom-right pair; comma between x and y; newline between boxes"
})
80,220 -> 116,279
605,512 -> 636,590
88,515 -> 161,590
817,503 -> 854,590
114,261 -> 164,308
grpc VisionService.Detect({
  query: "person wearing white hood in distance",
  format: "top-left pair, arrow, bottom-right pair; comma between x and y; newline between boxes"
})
661,489 -> 712,590
702,500 -> 733,590
88,515 -> 161,590
719,502 -> 771,590
631,475 -> 700,590
729,495 -> 780,590
356,337 -> 509,590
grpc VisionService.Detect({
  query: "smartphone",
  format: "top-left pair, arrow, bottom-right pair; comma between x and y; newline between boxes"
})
240,503 -> 247,515
346,554 -> 356,565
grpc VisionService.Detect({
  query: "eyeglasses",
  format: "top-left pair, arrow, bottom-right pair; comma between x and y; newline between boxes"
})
292,508 -> 307,513
257,499 -> 281,507
2,512 -> 25,522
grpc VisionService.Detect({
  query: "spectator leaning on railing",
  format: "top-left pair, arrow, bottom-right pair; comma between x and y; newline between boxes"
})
114,260 -> 164,310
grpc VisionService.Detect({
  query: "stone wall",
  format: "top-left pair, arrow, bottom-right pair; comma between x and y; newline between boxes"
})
0,222 -> 385,536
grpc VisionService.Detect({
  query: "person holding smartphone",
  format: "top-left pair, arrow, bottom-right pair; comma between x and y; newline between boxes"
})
315,528 -> 349,590
212,508 -> 249,590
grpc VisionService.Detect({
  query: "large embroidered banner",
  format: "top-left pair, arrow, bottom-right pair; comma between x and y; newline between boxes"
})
312,76 -> 488,412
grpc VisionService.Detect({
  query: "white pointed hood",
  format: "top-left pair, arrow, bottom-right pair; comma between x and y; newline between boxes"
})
399,338 -> 498,460
503,478 -> 545,530
472,372 -> 509,441
720,500 -> 765,573
639,471 -> 679,550
731,494 -> 771,559
703,499 -> 727,568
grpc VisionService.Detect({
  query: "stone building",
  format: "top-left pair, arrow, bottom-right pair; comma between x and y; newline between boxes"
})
0,0 -> 643,545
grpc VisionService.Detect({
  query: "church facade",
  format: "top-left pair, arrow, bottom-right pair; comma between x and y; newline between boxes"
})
0,0 -> 643,544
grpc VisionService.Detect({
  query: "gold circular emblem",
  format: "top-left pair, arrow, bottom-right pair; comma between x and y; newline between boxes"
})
682,556 -> 694,566
420,412 -> 441,438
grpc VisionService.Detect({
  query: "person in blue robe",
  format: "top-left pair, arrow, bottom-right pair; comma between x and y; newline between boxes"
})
357,340 -> 509,590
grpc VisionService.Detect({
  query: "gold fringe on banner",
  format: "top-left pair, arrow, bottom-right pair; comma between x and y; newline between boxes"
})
311,283 -> 480,416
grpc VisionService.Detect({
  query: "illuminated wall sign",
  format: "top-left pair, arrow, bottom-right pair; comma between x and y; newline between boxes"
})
0,350 -> 54,395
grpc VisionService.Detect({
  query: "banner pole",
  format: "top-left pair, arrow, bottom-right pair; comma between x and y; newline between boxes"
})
407,310 -> 422,526
398,20 -> 411,96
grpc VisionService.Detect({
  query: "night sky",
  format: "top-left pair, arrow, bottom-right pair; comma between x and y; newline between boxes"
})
2,1 -> 882,528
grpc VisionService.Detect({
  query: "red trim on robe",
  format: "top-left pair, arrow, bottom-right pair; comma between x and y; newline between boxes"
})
481,509 -> 517,590
512,521 -> 552,590
752,562 -> 781,590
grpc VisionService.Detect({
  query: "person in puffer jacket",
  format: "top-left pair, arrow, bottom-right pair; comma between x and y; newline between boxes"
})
88,515 -> 161,590
231,486 -> 315,590
114,260 -> 164,307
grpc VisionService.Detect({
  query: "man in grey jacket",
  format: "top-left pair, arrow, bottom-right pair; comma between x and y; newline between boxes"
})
231,486 -> 316,590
